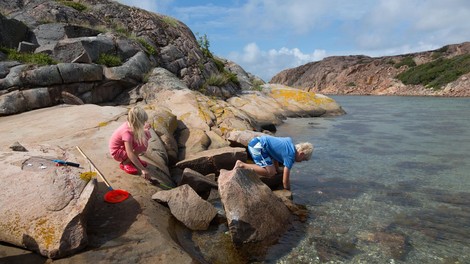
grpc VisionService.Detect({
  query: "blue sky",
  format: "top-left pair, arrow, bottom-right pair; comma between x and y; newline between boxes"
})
116,0 -> 470,81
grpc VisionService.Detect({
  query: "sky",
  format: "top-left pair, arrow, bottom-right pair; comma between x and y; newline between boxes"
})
116,0 -> 470,81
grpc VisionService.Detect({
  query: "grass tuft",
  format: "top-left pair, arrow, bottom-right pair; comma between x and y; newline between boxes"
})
0,47 -> 56,65
96,53 -> 122,67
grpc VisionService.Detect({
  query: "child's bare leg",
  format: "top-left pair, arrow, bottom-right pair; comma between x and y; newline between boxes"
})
234,160 -> 272,176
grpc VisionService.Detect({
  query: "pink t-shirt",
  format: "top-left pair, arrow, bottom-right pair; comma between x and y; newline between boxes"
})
109,122 -> 150,162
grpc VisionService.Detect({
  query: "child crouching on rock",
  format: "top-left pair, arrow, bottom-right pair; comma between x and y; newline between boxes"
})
109,106 -> 151,180
234,135 -> 313,190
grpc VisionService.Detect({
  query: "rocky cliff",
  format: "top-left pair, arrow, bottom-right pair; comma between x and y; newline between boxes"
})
270,42 -> 470,96
0,0 -> 265,115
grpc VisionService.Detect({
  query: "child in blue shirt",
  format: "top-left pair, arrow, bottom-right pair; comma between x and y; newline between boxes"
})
234,135 -> 313,190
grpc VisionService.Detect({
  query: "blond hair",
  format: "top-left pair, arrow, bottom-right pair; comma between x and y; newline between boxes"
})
295,142 -> 314,160
127,106 -> 148,146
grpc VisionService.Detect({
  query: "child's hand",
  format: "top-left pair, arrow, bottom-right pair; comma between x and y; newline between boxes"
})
144,122 -> 151,130
141,169 -> 151,180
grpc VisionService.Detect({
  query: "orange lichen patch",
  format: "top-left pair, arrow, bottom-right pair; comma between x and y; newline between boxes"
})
79,171 -> 97,181
270,89 -> 334,105
179,112 -> 191,121
151,116 -> 166,129
0,212 -> 24,239
144,105 -> 155,110
211,107 -> 225,118
35,217 -> 57,249
195,98 -> 216,126
98,121 -> 109,127
270,89 -> 316,103
197,106 -> 214,125
219,126 -> 232,136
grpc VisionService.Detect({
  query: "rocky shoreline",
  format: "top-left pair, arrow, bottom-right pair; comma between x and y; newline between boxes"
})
0,81 -> 345,263
3,0 -> 447,262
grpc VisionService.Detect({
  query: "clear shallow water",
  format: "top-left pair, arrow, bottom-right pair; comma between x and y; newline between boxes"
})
267,96 -> 470,263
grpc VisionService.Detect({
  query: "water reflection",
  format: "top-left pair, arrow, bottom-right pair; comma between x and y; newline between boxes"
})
272,96 -> 470,263
274,175 -> 470,263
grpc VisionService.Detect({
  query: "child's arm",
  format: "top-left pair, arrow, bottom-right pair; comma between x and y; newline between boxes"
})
124,141 -> 150,179
282,167 -> 291,190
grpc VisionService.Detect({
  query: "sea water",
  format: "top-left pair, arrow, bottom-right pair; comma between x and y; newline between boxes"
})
266,96 -> 470,263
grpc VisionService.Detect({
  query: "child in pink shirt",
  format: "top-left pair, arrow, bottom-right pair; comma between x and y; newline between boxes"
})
109,106 -> 151,179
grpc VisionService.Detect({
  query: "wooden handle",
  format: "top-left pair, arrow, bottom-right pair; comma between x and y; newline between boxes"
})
76,146 -> 113,190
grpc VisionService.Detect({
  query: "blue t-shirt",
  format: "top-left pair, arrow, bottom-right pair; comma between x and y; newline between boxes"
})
258,135 -> 296,169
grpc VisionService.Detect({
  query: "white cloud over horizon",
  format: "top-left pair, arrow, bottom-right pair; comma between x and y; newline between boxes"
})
227,43 -> 327,80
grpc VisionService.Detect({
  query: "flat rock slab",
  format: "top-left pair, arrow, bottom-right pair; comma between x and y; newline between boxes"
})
175,147 -> 247,175
0,145 -> 96,258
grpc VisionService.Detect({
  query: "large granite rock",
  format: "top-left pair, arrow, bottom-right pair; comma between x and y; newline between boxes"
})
218,168 -> 290,252
0,14 -> 30,49
146,106 -> 179,165
178,168 -> 217,199
265,84 -> 345,116
175,147 -> 247,176
0,146 -> 97,259
225,130 -> 267,147
227,91 -> 286,129
152,184 -> 217,230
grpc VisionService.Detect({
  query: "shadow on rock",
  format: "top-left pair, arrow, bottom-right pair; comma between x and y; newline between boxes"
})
0,241 -> 47,264
83,182 -> 142,248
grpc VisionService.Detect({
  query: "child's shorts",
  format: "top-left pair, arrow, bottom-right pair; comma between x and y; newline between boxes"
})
111,147 -> 128,162
248,137 -> 273,167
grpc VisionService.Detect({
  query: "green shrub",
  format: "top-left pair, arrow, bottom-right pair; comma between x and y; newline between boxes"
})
0,47 -> 56,65
206,73 -> 227,86
394,56 -> 417,68
432,51 -> 444,60
435,46 -> 449,53
346,82 -> 356,87
251,79 -> 264,91
386,59 -> 396,65
205,71 -> 239,87
115,25 -> 129,37
396,54 -> 470,89
137,38 -> 157,56
162,16 -> 179,28
213,57 -> 225,72
224,71 -> 239,85
197,33 -> 212,58
96,53 -> 122,67
57,0 -> 87,11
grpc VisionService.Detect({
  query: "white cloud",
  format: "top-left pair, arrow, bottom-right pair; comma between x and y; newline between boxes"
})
228,43 -> 326,81
351,0 -> 470,50
115,0 -> 173,13
237,0 -> 376,34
